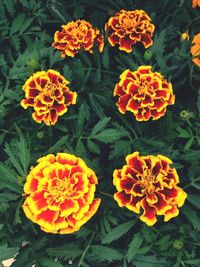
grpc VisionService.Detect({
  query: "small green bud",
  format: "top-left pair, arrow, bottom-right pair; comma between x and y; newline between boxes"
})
180,110 -> 191,120
37,131 -> 45,139
173,240 -> 183,250
144,50 -> 153,61
27,58 -> 39,70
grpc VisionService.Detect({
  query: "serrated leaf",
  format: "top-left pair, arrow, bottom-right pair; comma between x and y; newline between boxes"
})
87,139 -> 100,155
90,245 -> 123,262
94,129 -> 127,143
127,232 -> 143,262
46,244 -> 82,259
91,117 -> 111,135
10,13 -> 25,35
38,257 -> 62,267
182,206 -> 200,231
102,219 -> 136,244
0,244 -> 18,262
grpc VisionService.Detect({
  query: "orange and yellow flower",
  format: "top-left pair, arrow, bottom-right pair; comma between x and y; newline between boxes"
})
22,153 -> 101,234
113,152 -> 187,226
105,9 -> 155,53
192,0 -> 200,8
114,66 -> 175,121
21,70 -> 77,126
190,33 -> 200,67
52,20 -> 104,58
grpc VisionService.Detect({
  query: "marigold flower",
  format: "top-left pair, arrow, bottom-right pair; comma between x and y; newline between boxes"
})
22,153 -> 101,234
114,66 -> 175,121
21,70 -> 77,126
181,32 -> 189,41
192,0 -> 200,8
190,33 -> 200,67
113,152 -> 187,226
52,20 -> 104,58
105,9 -> 155,53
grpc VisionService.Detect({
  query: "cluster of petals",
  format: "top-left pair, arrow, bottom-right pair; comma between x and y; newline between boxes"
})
52,20 -> 104,58
192,0 -> 200,8
105,9 -> 155,53
22,153 -> 101,234
190,33 -> 200,67
114,66 -> 175,121
113,152 -> 187,226
21,70 -> 77,125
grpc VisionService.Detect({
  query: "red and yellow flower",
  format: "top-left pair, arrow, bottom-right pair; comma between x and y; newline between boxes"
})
192,0 -> 200,8
113,152 -> 187,226
52,20 -> 104,58
190,33 -> 200,67
105,9 -> 155,53
21,70 -> 77,126
22,153 -> 101,234
114,66 -> 175,121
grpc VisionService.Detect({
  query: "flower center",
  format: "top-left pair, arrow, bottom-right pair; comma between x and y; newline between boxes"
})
140,169 -> 155,193
123,18 -> 136,29
43,82 -> 57,97
46,177 -> 75,203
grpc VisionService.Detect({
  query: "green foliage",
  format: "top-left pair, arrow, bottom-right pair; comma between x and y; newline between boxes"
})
0,0 -> 200,266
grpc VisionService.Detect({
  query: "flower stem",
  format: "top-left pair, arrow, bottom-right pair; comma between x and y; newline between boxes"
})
77,231 -> 95,267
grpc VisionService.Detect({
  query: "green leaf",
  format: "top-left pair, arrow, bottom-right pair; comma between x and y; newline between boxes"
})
91,117 -> 111,135
90,245 -> 123,262
93,129 -> 127,143
102,219 -> 137,244
10,13 -> 25,35
134,255 -> 169,267
187,194 -> 200,210
127,232 -> 143,262
102,47 -> 110,69
38,257 -> 63,267
0,244 -> 18,262
46,244 -> 82,259
185,259 -> 200,265
182,206 -> 200,231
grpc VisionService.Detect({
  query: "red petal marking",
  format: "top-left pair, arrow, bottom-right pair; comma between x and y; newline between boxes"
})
142,108 -> 151,120
60,199 -> 76,212
32,112 -> 45,123
153,192 -> 169,213
140,33 -> 152,48
140,199 -> 157,224
114,84 -> 125,97
32,191 -> 48,210
130,32 -> 141,41
30,179 -> 39,192
126,155 -> 145,173
28,89 -> 40,98
160,187 -> 178,200
88,173 -> 97,184
123,166 -> 139,178
70,165 -> 84,176
40,79 -> 48,88
141,95 -> 153,106
120,178 -> 134,192
48,71 -> 59,84
132,183 -> 143,196
117,94 -> 131,113
43,96 -> 53,104
164,205 -> 179,221
115,190 -> 131,206
64,91 -> 74,103
152,99 -> 165,110
52,102 -> 66,115
155,90 -> 169,99
23,98 -> 34,106
150,81 -> 160,90
28,80 -> 36,88
49,109 -> 58,124
37,209 -> 58,224
110,17 -> 120,30
108,33 -> 120,46
119,36 -> 135,52
127,83 -> 139,94
152,161 -> 162,175
128,195 -> 143,210
73,173 -> 85,192
127,98 -> 141,112
150,108 -> 166,120
83,39 -> 94,50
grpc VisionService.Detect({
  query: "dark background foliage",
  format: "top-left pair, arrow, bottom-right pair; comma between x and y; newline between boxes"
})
0,0 -> 200,266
